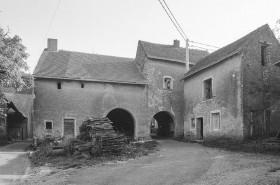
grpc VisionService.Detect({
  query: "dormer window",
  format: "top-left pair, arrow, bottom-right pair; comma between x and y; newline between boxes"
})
163,76 -> 173,90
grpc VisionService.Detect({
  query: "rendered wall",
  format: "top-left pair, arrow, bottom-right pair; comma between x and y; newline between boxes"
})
34,78 -> 148,140
184,55 -> 243,141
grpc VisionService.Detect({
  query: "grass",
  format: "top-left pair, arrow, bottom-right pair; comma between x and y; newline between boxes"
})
201,137 -> 280,155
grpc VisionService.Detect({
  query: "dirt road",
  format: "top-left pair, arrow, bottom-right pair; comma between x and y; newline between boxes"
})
25,139 -> 280,185
0,140 -> 32,185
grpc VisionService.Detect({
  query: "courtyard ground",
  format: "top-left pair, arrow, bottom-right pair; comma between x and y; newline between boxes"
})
0,140 -> 32,185
22,139 -> 280,185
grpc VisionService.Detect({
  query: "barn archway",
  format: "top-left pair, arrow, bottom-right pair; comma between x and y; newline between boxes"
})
106,108 -> 135,138
152,111 -> 175,138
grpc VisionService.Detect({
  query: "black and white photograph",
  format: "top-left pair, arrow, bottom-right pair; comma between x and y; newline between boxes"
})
1,0 -> 280,184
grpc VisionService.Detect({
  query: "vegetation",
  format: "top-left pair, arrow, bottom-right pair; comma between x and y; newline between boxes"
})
0,27 -> 33,101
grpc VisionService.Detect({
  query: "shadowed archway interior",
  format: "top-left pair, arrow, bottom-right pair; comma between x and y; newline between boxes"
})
153,111 -> 174,137
107,108 -> 134,138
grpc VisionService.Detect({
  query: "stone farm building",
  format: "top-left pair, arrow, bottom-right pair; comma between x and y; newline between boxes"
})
183,24 -> 280,141
33,39 -> 207,140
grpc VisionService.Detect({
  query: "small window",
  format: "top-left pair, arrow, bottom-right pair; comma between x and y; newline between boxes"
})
203,78 -> 212,100
163,76 -> 173,90
0,117 -> 5,126
211,112 -> 220,130
190,118 -> 195,129
57,82 -> 61,89
81,83 -> 84,88
45,121 -> 53,130
261,45 -> 265,66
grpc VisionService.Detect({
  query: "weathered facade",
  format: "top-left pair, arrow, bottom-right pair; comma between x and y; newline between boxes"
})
34,39 -> 207,140
33,40 -> 148,140
183,24 -> 280,141
135,40 -> 208,138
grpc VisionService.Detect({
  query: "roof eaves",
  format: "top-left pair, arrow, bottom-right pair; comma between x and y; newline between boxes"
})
182,50 -> 241,80
147,55 -> 186,64
34,76 -> 147,85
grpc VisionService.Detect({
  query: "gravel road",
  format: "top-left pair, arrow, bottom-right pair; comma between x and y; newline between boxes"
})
24,139 -> 280,185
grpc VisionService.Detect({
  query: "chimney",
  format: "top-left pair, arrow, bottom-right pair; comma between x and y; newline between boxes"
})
186,39 -> 190,72
47,38 -> 58,52
173,39 -> 180,48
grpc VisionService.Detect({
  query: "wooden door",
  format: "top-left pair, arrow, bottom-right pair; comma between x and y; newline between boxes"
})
196,118 -> 203,140
64,119 -> 75,137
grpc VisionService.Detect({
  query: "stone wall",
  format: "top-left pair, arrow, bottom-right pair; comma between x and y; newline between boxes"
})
242,28 -> 280,138
184,55 -> 243,141
34,78 -> 148,140
142,58 -> 186,138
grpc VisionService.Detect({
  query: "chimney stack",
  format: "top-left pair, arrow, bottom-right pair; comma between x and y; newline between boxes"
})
173,39 -> 180,48
47,38 -> 58,52
186,39 -> 190,72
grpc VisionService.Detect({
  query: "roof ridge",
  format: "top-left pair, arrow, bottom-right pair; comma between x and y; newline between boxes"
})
59,50 -> 134,60
183,24 -> 270,79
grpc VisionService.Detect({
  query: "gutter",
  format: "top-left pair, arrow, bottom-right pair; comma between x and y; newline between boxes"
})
33,76 -> 147,85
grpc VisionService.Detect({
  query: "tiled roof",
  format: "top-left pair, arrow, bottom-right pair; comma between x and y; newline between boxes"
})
139,40 -> 209,64
183,24 -> 270,79
34,50 -> 146,84
4,92 -> 33,117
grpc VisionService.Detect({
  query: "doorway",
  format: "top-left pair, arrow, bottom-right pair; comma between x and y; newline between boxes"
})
196,118 -> 203,140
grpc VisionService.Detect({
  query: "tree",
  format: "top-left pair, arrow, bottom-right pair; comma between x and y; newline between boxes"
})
0,27 -> 33,101
273,19 -> 280,42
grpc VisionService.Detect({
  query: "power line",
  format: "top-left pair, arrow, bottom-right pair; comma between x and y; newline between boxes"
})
189,45 -> 216,51
40,0 -> 62,51
158,0 -> 186,40
190,40 -> 220,49
162,0 -> 188,40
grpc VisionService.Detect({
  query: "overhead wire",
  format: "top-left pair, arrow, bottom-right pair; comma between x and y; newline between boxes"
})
40,0 -> 62,52
162,0 -> 188,40
189,45 -> 216,51
158,0 -> 186,40
158,0 -> 220,50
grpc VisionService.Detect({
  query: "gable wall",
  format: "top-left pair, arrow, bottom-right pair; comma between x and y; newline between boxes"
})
34,79 -> 148,140
184,55 -> 243,141
242,28 -> 280,138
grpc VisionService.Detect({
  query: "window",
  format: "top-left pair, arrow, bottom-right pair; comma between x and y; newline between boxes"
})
163,76 -> 173,90
81,83 -> 84,88
0,117 -> 5,126
45,121 -> 53,130
261,45 -> 265,66
203,78 -> 212,100
57,82 -> 61,89
190,118 -> 195,129
211,112 -> 220,130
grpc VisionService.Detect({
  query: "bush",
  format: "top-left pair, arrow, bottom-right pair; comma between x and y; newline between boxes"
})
77,122 -> 92,142
62,137 -> 75,155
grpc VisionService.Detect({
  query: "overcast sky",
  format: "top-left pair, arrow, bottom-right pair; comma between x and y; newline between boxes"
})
1,0 -> 280,73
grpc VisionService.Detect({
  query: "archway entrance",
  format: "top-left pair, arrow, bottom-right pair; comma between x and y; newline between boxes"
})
151,111 -> 174,138
106,108 -> 135,138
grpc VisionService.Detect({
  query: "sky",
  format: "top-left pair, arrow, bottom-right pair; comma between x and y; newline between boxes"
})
1,0 -> 280,73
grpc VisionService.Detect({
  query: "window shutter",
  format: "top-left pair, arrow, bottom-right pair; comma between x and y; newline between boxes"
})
163,78 -> 167,89
170,79 -> 174,90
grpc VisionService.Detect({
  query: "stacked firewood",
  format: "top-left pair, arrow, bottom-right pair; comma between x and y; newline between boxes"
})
84,117 -> 126,155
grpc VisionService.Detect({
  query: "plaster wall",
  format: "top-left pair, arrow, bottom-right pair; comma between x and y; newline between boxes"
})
184,55 -> 243,141
34,79 -> 148,140
143,58 -> 185,138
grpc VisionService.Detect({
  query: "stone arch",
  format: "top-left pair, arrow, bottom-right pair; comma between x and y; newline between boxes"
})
106,108 -> 135,138
151,111 -> 175,137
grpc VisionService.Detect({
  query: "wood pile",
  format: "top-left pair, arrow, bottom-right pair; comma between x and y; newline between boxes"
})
84,117 -> 126,155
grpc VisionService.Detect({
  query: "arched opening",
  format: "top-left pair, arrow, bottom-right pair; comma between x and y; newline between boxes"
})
151,111 -> 175,138
106,108 -> 135,138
